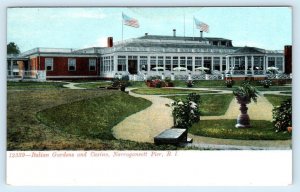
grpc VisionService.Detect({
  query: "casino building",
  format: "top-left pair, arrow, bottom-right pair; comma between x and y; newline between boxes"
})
7,30 -> 292,81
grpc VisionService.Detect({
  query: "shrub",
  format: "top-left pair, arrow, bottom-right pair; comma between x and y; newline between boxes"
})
171,93 -> 200,129
259,79 -> 272,88
225,79 -> 234,88
233,81 -> 259,103
272,98 -> 292,132
186,80 -> 194,87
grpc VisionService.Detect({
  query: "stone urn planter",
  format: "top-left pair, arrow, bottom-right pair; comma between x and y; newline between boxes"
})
233,81 -> 259,129
235,96 -> 251,128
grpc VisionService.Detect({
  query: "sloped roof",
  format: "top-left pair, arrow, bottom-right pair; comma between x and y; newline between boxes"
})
137,35 -> 231,42
232,46 -> 265,54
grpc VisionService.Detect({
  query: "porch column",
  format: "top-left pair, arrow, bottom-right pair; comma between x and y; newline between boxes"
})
232,57 -> 235,73
192,56 -> 195,72
245,56 -> 248,75
211,57 -> 214,72
282,56 -> 285,73
147,56 -> 150,72
137,56 -> 140,72
251,56 -> 254,75
126,55 -> 129,73
263,56 -> 266,75
10,59 -> 13,76
201,56 -> 204,68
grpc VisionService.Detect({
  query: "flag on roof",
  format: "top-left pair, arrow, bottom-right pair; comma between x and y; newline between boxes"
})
122,13 -> 140,28
194,17 -> 209,33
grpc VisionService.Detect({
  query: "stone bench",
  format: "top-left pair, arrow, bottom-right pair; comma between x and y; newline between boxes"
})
154,128 -> 192,145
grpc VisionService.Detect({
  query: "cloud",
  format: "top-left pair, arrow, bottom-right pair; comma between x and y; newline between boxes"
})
83,37 -> 108,48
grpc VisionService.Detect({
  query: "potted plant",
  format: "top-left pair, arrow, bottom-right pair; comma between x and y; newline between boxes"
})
260,79 -> 272,88
233,81 -> 258,128
186,80 -> 194,88
225,79 -> 234,88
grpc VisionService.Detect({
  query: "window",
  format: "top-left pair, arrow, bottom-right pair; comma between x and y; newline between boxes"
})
158,56 -> 164,68
165,56 -> 171,71
103,56 -> 111,72
180,57 -> 186,67
195,57 -> 202,68
140,56 -> 148,71
187,57 -> 192,71
276,57 -> 283,71
150,56 -> 156,70
89,58 -> 96,71
111,56 -> 114,71
68,58 -> 76,71
268,57 -> 275,67
172,56 -> 178,69
117,56 -> 126,71
222,57 -> 226,71
45,58 -> 53,71
213,57 -> 220,71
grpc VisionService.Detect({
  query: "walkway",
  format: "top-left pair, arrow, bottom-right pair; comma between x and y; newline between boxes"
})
112,89 -> 174,143
112,87 -> 291,150
63,82 -> 85,89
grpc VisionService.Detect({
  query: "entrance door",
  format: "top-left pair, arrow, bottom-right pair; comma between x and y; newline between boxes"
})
128,60 -> 137,74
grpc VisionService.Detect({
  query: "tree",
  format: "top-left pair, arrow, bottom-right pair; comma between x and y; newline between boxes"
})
7,42 -> 20,54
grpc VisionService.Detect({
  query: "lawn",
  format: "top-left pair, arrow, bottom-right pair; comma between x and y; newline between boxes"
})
76,81 -> 113,89
131,88 -> 218,95
190,119 -> 291,140
7,81 -> 67,89
7,89 -> 177,150
37,92 -> 151,140
165,94 -> 233,116
264,94 -> 292,107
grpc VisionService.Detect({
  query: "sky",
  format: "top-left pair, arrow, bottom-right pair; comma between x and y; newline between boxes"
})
7,7 -> 292,52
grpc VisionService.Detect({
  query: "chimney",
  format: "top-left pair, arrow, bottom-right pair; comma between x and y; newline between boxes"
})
200,31 -> 203,38
107,37 -> 113,47
145,33 -> 148,36
173,29 -> 176,37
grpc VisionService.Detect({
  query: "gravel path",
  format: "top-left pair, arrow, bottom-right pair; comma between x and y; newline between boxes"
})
112,89 -> 174,143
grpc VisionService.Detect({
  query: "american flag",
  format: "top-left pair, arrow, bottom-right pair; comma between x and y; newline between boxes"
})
194,17 -> 209,33
122,13 -> 140,28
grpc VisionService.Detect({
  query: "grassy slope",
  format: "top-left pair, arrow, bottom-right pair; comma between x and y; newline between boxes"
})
190,120 -> 291,140
7,81 -> 67,89
7,89 -> 176,150
37,92 -> 151,140
165,94 -> 233,116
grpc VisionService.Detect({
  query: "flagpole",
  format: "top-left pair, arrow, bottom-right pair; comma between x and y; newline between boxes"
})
193,16 -> 194,40
184,13 -> 185,38
122,12 -> 124,43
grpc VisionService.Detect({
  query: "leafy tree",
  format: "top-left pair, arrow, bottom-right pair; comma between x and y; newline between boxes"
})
7,42 -> 20,54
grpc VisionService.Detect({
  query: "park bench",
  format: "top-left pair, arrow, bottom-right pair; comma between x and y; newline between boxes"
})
154,128 -> 192,145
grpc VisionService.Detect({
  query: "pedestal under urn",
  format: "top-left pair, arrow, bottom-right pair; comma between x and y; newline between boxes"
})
235,96 -> 251,128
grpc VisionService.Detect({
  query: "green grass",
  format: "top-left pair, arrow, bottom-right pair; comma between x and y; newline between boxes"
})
165,94 -> 233,116
76,81 -> 112,89
280,91 -> 292,94
131,88 -> 218,95
264,94 -> 292,107
256,86 -> 292,91
37,92 -> 151,140
7,89 -> 177,150
7,81 -> 67,89
190,119 -> 291,140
